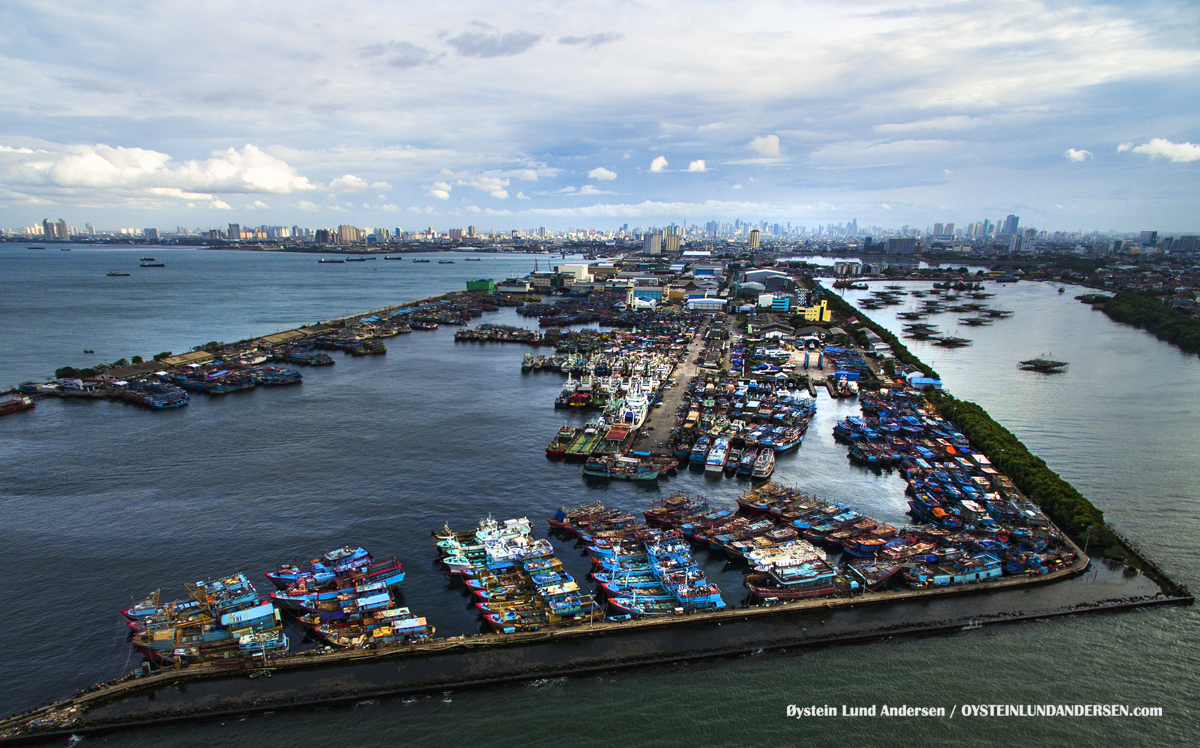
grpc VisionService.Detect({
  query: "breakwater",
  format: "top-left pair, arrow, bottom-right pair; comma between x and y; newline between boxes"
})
5,539 -> 1176,745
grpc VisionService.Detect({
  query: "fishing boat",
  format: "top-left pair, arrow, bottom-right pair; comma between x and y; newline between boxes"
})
139,262 -> 165,268
139,257 -> 155,261
751,448 -> 775,478
737,448 -> 757,476
546,425 -> 579,457
0,396 -> 36,417
689,435 -> 711,465
704,437 -> 730,475
318,258 -> 345,264
413,259 -> 430,263
106,271 -> 131,277
582,455 -> 660,481
438,260 -> 455,264
264,546 -> 374,589
384,256 -> 404,260
744,559 -> 839,600
465,257 -> 481,261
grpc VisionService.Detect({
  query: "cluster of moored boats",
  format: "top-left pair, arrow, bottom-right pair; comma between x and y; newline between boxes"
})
668,376 -> 817,479
551,503 -> 726,615
163,363 -> 302,394
121,547 -> 429,666
435,517 -> 602,632
832,390 -> 1078,575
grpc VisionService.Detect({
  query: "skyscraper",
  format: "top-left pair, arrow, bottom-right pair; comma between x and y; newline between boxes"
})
55,219 -> 68,240
228,223 -> 242,241
749,229 -> 760,248
1001,214 -> 1019,236
42,219 -> 53,239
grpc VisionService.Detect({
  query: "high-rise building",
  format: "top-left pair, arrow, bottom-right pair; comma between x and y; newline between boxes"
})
448,228 -> 464,241
1009,235 -> 1024,253
85,223 -> 95,236
1001,215 -> 1019,236
643,233 -> 661,254
228,223 -> 242,241
467,225 -> 476,238
42,219 -> 53,239
944,223 -> 954,236
143,228 -> 158,240
933,223 -> 944,236
337,225 -> 361,244
664,234 -> 681,253
55,219 -> 68,240
1139,231 -> 1158,246
749,229 -> 760,248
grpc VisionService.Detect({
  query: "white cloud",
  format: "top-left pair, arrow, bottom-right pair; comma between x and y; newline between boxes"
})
517,191 -> 530,199
556,186 -> 576,193
748,135 -> 780,157
687,160 -> 706,172
1129,138 -> 1200,163
247,200 -> 269,209
650,156 -> 668,172
578,185 -> 613,195
370,181 -> 392,190
1117,143 -> 1133,152
329,174 -> 368,192
297,200 -> 319,211
732,184 -> 743,190
380,203 -> 399,212
875,116 -> 981,133
458,175 -> 510,199
519,170 -> 539,181
588,167 -> 617,180
0,143 -> 315,203
1064,148 -> 1093,162
881,203 -> 893,210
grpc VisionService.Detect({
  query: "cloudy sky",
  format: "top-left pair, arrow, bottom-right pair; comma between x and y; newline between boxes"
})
1,0 -> 1197,233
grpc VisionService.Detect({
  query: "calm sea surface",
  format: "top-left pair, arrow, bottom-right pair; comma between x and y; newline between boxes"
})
0,246 -> 1195,746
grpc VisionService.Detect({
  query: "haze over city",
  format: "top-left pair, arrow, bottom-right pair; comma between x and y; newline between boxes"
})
1,0 -> 1198,233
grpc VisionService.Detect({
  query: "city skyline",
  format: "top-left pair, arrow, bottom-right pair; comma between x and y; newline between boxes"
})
1,1 -> 1198,232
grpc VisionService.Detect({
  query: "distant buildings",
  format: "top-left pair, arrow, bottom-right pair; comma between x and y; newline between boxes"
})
749,229 -> 760,249
1001,214 -> 1020,236
885,237 -> 918,254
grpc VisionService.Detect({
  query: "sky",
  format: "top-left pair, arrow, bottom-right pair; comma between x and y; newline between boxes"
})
0,0 -> 1198,233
